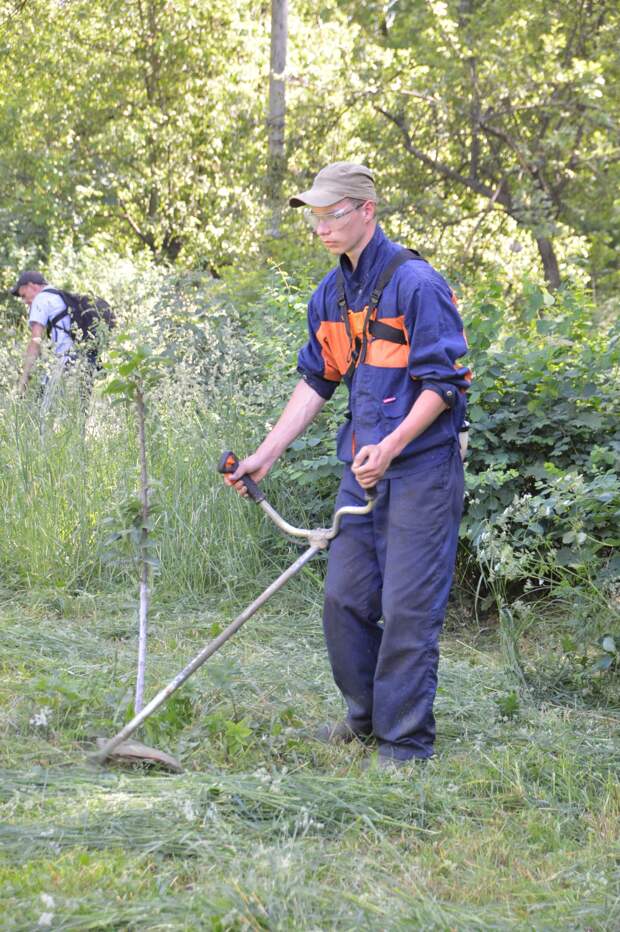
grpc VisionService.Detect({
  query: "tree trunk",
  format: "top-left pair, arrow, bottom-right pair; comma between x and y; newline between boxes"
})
266,0 -> 288,237
135,386 -> 150,715
535,236 -> 561,290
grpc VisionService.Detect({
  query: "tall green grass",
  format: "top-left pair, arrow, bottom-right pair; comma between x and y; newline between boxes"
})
0,389 -> 308,605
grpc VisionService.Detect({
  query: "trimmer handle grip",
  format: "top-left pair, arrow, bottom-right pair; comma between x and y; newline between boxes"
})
218,451 -> 266,504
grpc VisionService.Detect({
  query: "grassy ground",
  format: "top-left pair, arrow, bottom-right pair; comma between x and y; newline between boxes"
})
1,578 -> 619,931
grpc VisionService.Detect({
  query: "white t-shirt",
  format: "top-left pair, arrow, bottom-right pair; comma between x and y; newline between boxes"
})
29,289 -> 74,357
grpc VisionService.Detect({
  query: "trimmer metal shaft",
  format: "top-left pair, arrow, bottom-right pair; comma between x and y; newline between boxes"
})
92,451 -> 376,766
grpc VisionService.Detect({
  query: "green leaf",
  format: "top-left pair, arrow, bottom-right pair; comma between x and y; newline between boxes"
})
104,378 -> 132,395
118,357 -> 143,376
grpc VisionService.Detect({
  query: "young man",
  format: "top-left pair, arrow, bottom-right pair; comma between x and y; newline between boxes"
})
12,269 -> 101,423
13,270 -> 75,397
227,162 -> 471,768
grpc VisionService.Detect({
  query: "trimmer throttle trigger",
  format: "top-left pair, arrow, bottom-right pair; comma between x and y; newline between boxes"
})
218,451 -> 239,475
217,450 -> 265,504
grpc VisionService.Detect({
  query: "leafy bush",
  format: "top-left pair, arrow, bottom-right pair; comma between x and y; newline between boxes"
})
459,278 -> 619,690
463,278 -> 619,569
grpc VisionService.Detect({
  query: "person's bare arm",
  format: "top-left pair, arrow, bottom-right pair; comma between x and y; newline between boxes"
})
352,390 -> 448,488
18,322 -> 45,394
227,379 -> 327,495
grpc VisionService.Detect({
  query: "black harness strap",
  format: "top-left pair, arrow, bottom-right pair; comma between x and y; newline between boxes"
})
44,288 -> 73,339
367,248 -> 424,309
335,248 -> 425,374
368,318 -> 407,345
335,269 -> 359,379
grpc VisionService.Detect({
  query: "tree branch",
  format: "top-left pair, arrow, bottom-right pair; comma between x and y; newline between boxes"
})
462,179 -> 506,257
118,197 -> 155,252
374,104 -> 502,202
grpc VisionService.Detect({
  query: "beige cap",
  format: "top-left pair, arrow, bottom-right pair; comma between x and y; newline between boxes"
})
289,161 -> 377,208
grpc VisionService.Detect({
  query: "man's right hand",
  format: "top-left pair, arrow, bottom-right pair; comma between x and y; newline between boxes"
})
224,451 -> 274,497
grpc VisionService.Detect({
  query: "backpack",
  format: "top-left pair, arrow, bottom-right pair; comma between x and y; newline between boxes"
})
44,287 -> 116,364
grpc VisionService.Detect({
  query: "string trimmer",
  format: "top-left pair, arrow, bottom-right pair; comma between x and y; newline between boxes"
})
91,452 -> 376,770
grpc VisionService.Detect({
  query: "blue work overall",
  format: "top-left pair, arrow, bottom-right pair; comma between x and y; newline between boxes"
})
323,443 -> 464,760
297,226 -> 471,760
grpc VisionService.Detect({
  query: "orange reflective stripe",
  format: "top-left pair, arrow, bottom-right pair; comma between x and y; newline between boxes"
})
366,339 -> 409,368
347,307 -> 368,342
366,314 -> 409,368
317,312 -> 414,377
316,320 -> 350,379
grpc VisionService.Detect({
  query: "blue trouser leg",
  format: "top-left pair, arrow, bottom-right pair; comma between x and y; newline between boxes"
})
322,475 -> 384,737
322,446 -> 464,759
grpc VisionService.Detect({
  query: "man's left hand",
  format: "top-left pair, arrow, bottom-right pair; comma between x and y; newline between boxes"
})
351,443 -> 393,488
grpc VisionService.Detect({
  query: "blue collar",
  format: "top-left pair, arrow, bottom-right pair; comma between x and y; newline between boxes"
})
339,225 -> 388,287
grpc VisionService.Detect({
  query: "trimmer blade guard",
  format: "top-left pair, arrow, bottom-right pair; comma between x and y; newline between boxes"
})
95,737 -> 183,773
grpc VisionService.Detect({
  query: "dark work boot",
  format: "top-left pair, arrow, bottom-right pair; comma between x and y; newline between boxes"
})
315,720 -> 372,745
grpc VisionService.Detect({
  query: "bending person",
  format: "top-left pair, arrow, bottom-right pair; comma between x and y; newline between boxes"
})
13,270 -> 94,418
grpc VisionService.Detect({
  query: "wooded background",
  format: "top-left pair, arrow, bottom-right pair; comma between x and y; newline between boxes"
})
1,0 -> 619,292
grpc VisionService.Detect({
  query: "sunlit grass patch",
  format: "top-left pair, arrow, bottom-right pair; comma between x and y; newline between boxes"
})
1,590 -> 619,928
1,757 -> 618,929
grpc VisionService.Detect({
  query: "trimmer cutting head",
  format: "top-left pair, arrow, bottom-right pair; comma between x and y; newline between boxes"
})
95,738 -> 182,773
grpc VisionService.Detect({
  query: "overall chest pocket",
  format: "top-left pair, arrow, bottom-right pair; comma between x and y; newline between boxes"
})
379,394 -> 413,431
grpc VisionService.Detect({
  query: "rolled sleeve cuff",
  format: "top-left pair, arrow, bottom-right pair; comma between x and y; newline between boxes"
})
297,368 -> 339,401
421,381 -> 459,409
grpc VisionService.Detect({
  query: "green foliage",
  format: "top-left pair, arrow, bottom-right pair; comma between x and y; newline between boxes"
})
136,689 -> 198,748
495,594 -> 620,707
0,0 -> 618,289
457,278 -> 619,683
335,0 -> 620,287
495,689 -> 520,721
205,712 -> 254,757
104,340 -> 174,404
473,469 -> 619,581
0,0 -> 270,266
100,490 -> 162,575
463,279 -> 619,565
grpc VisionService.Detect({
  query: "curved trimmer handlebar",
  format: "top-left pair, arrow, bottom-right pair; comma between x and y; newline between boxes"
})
218,450 -> 377,548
